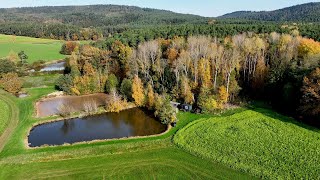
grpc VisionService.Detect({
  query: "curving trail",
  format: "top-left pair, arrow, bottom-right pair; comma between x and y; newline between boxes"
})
0,91 -> 19,152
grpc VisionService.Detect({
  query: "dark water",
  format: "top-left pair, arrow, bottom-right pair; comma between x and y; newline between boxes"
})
37,93 -> 108,117
28,108 -> 167,147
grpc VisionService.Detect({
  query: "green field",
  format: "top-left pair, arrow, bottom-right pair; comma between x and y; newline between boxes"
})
0,34 -> 65,63
0,86 -> 318,179
0,99 -> 10,135
174,108 -> 320,179
0,87 -> 252,179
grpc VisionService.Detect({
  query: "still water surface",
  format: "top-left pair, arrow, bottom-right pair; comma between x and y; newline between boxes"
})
28,108 -> 167,147
37,93 -> 108,117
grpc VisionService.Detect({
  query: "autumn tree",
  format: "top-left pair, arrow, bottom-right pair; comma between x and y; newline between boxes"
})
146,82 -> 155,110
300,68 -> 320,117
60,41 -> 80,55
180,76 -> 194,104
198,86 -> 218,113
105,89 -> 126,113
132,75 -> 145,106
0,72 -> 23,94
111,40 -> 133,77
218,86 -> 229,108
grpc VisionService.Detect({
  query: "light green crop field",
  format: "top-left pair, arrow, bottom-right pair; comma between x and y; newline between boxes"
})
0,87 -> 252,179
174,108 -> 320,179
0,99 -> 10,135
0,34 -> 65,63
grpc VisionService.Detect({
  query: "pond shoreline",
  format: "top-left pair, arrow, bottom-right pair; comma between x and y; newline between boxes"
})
25,110 -> 170,149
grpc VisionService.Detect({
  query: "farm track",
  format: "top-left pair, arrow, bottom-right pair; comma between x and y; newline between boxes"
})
0,91 -> 19,152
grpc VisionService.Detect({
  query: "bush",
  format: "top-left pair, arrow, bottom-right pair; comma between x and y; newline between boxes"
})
83,100 -> 98,115
0,72 -> 23,94
56,74 -> 73,94
0,59 -> 16,74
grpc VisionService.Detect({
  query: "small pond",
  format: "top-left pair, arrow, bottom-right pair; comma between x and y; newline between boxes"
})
37,93 -> 108,117
28,108 -> 167,147
40,61 -> 66,72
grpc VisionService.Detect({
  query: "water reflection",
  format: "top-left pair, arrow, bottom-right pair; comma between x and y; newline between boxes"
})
37,93 -> 108,117
29,108 -> 167,147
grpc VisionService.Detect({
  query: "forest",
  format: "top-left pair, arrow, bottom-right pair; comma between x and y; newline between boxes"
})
219,2 -> 320,22
53,31 -> 320,125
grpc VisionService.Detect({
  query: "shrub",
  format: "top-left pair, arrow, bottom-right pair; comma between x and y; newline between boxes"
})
0,59 -> 16,74
0,72 -> 23,94
56,74 -> 74,95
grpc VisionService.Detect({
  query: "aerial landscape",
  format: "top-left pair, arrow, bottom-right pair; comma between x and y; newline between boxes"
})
0,0 -> 320,179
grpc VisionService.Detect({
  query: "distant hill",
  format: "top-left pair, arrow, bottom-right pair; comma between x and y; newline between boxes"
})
219,2 -> 320,22
0,5 -> 208,27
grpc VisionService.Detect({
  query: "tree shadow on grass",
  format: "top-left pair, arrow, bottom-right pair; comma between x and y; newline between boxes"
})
247,102 -> 320,132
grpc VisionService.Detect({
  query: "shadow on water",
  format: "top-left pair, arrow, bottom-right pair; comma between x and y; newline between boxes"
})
28,108 -> 167,147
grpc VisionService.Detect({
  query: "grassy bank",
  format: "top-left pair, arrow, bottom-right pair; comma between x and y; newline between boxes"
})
174,108 -> 320,179
22,74 -> 61,88
0,87 -> 252,179
0,34 -> 65,63
0,98 -> 10,135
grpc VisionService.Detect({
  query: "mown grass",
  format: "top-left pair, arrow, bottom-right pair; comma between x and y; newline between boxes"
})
0,87 -> 252,179
0,99 -> 10,135
0,34 -> 65,63
174,108 -> 320,179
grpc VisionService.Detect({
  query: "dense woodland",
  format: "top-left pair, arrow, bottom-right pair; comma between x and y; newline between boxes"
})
54,31 -> 320,125
220,2 -> 320,22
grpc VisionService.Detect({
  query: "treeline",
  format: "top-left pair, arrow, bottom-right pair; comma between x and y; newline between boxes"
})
56,32 -> 320,125
0,5 -> 207,40
0,23 -> 103,40
219,2 -> 320,22
94,23 -> 320,49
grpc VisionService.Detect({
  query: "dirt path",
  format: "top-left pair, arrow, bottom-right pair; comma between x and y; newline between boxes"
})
0,91 -> 19,152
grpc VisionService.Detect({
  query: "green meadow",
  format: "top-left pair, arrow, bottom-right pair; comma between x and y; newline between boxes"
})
0,87 -> 252,179
0,34 -> 65,63
174,108 -> 320,179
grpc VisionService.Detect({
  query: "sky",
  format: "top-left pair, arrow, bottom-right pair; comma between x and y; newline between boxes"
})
0,0 -> 319,17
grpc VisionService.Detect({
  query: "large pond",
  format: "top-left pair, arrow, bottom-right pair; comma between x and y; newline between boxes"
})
37,93 -> 108,117
28,108 -> 167,147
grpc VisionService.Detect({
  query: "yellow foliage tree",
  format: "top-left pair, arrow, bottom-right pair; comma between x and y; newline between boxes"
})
105,89 -> 126,113
146,83 -> 155,109
298,38 -> 320,57
132,75 -> 145,106
180,76 -> 194,104
218,86 -> 229,108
